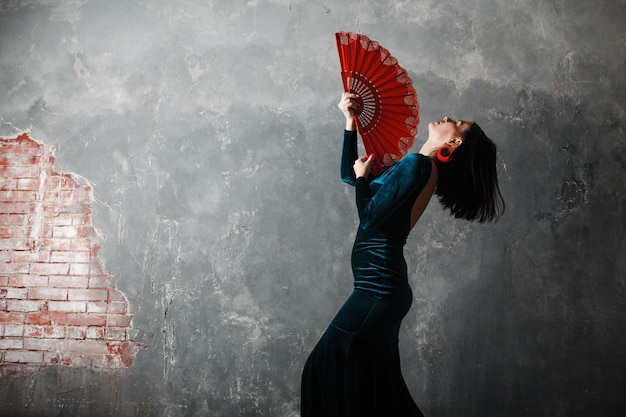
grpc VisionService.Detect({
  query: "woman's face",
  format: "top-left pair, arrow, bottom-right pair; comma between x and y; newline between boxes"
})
428,117 -> 473,147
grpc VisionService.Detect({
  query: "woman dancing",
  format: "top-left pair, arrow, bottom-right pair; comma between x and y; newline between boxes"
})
301,92 -> 505,417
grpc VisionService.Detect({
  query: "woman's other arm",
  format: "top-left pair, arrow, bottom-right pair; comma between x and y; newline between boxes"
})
339,92 -> 359,185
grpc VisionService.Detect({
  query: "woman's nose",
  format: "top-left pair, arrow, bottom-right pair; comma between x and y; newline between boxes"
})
443,116 -> 450,122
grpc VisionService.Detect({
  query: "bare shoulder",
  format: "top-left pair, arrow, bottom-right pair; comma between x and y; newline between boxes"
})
409,158 -> 438,229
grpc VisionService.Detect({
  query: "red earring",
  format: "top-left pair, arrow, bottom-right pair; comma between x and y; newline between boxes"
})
437,145 -> 455,163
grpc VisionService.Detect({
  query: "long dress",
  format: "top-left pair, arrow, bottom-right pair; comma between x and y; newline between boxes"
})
301,130 -> 432,417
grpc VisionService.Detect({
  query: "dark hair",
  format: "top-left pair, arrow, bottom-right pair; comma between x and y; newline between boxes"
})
433,123 -> 505,222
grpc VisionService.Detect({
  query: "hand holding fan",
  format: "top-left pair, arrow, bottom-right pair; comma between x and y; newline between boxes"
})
335,31 -> 419,176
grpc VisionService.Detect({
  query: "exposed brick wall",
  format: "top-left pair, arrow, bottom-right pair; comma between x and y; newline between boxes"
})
1,133 -> 139,374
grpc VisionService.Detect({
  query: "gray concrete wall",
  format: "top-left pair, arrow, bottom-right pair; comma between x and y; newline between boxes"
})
1,0 -> 625,416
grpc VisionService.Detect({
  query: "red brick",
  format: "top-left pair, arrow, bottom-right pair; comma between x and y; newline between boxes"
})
86,301 -> 107,313
57,175 -> 77,190
10,250 -> 48,263
0,202 -> 37,214
0,226 -> 28,238
23,337 -> 63,352
66,326 -> 86,339
9,226 -> 30,239
0,311 -> 25,324
51,226 -> 80,238
44,325 -> 66,338
105,341 -> 139,367
70,238 -> 91,251
24,312 -> 68,325
16,178 -> 39,190
49,275 -> 88,288
4,287 -> 28,299
0,166 -> 41,178
105,327 -> 127,341
74,196 -> 92,208
63,353 -> 105,367
29,262 -> 69,275
24,325 -> 65,338
47,301 -> 86,313
0,338 -> 24,350
0,213 -> 25,225
69,263 -> 89,276
86,327 -> 105,339
43,352 -> 62,364
88,275 -> 111,288
50,250 -> 90,263
42,189 -> 59,200
68,289 -> 107,301
6,300 -> 44,312
35,250 -> 53,262
0,190 -> 36,202
3,350 -> 44,363
43,176 -> 61,189
107,301 -> 127,314
20,154 -> 42,165
23,325 -> 43,338
71,214 -> 90,226
0,261 -> 30,274
46,215 -> 73,226
0,178 -> 17,190
42,202 -> 65,214
0,154 -> 18,165
107,314 -> 132,328
39,238 -> 72,251
54,189 -> 85,202
63,338 -> 109,355
9,274 -> 48,287
28,288 -> 67,300
105,355 -> 127,368
3,324 -> 24,337
1,133 -> 137,370
0,238 -> 31,250
0,135 -> 42,151
66,313 -> 106,327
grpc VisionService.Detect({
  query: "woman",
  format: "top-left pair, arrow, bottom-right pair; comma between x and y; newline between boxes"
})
301,92 -> 505,417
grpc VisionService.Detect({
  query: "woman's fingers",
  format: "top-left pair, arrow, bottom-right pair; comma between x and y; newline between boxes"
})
353,154 -> 375,178
338,92 -> 359,112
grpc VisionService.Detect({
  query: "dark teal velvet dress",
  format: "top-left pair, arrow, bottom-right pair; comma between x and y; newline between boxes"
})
301,130 -> 431,417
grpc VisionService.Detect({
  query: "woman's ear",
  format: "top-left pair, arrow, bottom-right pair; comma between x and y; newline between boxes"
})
449,136 -> 463,149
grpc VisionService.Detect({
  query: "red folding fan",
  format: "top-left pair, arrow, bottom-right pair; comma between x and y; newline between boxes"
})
335,31 -> 419,176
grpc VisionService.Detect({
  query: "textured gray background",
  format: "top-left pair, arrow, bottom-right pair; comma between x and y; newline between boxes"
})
1,0 -> 625,416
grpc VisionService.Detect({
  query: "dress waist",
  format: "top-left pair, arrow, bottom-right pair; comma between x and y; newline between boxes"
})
351,228 -> 408,296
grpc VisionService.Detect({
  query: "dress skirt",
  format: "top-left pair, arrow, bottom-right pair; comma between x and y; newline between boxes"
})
301,229 -> 424,417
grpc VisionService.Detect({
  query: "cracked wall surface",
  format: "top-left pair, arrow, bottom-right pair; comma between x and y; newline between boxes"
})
0,0 -> 625,416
